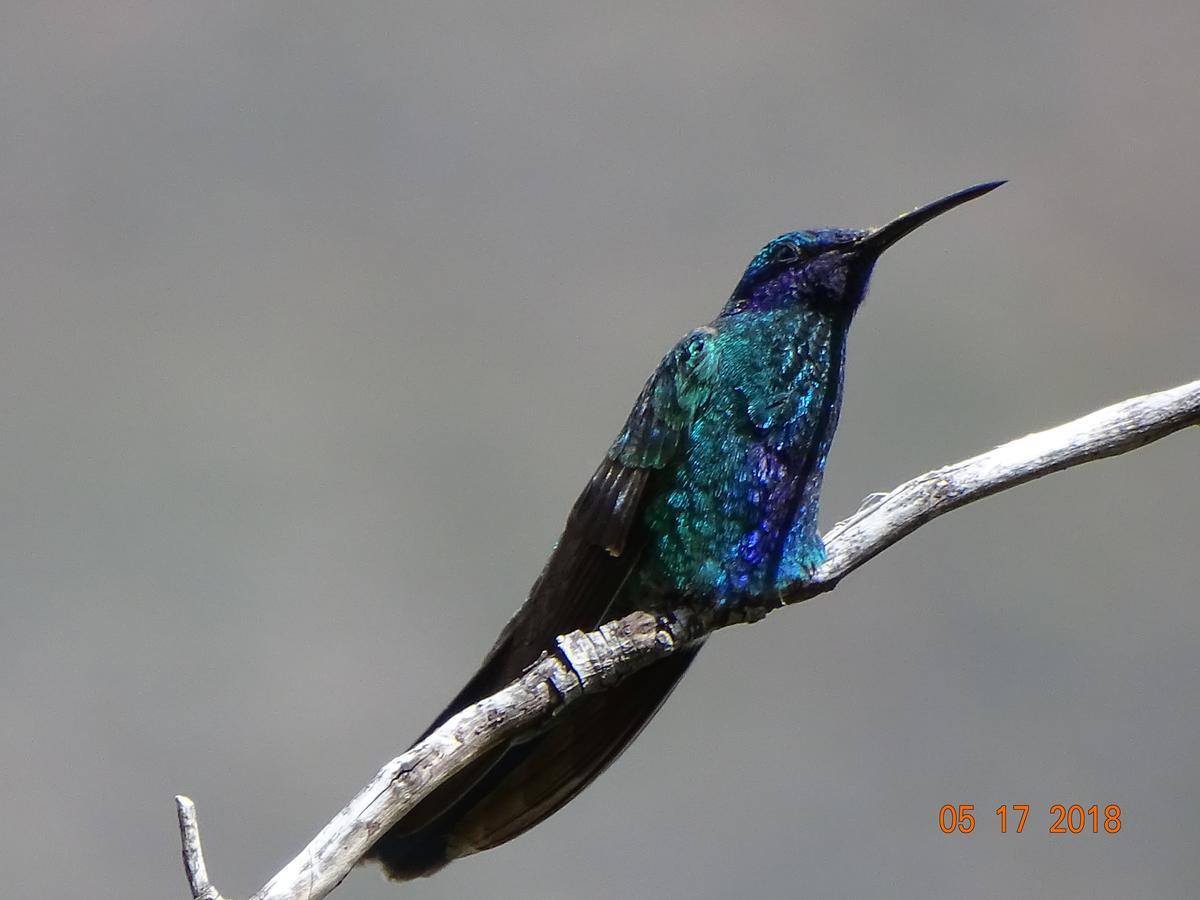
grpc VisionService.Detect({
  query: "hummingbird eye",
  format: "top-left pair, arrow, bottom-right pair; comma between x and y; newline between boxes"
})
768,242 -> 801,264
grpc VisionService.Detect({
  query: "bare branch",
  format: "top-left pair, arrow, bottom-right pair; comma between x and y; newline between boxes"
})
176,796 -> 226,900
793,376 -> 1200,601
175,377 -> 1199,900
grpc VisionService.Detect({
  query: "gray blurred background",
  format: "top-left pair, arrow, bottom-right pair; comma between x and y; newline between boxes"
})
2,3 -> 1197,898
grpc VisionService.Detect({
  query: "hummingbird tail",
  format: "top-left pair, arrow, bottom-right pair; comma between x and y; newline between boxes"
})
366,642 -> 703,880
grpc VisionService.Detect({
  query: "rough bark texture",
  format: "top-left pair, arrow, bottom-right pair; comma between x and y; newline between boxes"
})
175,377 -> 1200,900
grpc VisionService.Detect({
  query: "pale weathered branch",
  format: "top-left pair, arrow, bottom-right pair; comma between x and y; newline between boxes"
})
793,376 -> 1200,601
176,377 -> 1200,900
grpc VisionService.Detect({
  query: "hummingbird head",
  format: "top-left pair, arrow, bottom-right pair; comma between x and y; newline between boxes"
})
721,181 -> 1004,318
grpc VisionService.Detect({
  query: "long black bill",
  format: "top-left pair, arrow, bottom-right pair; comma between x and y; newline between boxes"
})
855,180 -> 1005,258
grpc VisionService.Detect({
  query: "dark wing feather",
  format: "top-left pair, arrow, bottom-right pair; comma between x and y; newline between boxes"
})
442,642 -> 703,855
410,457 -> 651,747
366,328 -> 719,880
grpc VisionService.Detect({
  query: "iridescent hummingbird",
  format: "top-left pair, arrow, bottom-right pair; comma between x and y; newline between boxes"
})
367,181 -> 1003,879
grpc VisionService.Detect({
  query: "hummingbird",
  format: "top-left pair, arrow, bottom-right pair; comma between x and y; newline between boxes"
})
366,181 -> 1003,880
